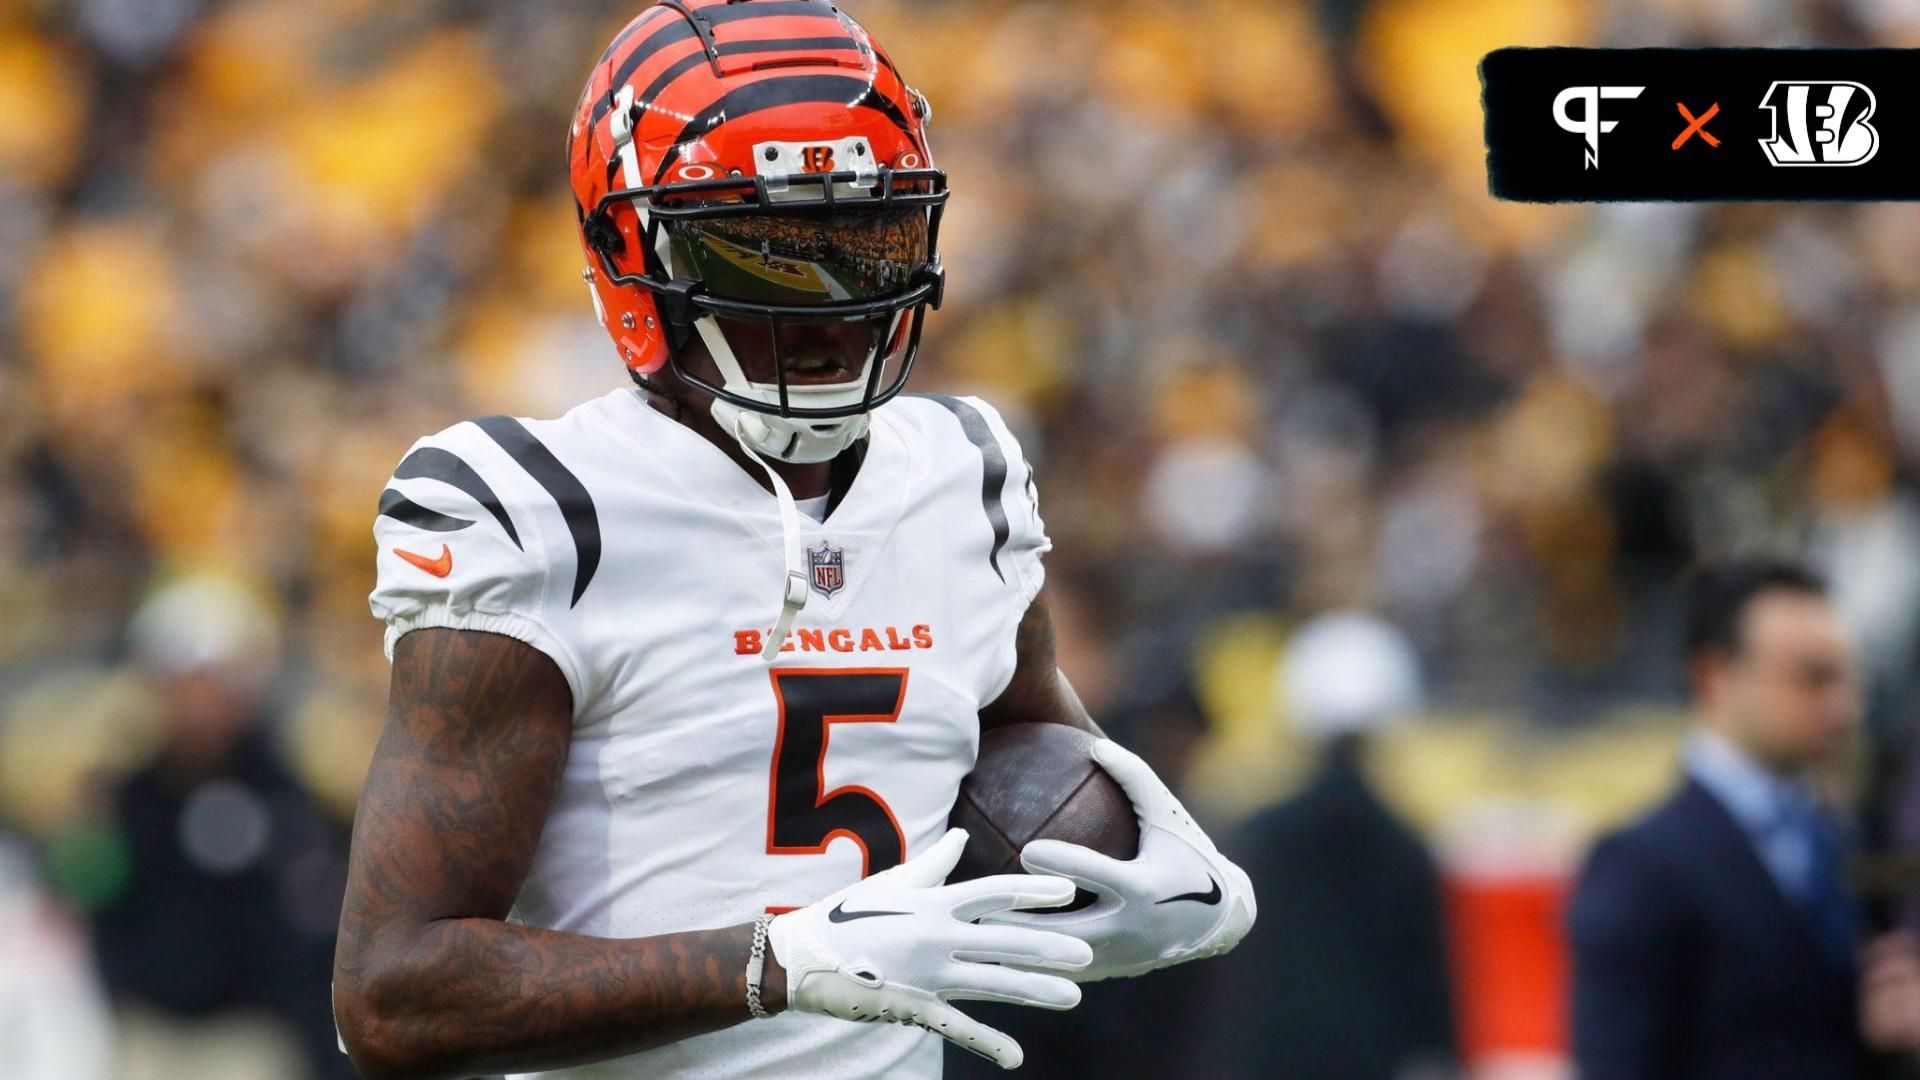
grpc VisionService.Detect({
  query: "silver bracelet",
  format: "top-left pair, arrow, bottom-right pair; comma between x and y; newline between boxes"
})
746,914 -> 775,1019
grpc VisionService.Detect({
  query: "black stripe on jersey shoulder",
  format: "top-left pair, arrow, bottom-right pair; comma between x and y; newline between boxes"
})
395,446 -> 523,550
378,489 -> 474,533
471,416 -> 603,608
913,394 -> 1010,583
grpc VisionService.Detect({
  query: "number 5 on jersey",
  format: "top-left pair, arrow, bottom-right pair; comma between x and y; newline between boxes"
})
766,669 -> 909,877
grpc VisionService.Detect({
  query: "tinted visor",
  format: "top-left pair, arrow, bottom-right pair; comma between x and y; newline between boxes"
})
664,206 -> 930,307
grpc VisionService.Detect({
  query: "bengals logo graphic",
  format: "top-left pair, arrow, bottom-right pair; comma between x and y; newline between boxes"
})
800,146 -> 836,173
1758,81 -> 1879,167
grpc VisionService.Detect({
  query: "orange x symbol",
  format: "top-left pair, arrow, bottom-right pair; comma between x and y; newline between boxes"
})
1673,102 -> 1721,149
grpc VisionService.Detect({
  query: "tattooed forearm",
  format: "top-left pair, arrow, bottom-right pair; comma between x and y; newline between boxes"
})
342,919 -> 777,1078
334,628 -> 783,1080
979,589 -> 1104,735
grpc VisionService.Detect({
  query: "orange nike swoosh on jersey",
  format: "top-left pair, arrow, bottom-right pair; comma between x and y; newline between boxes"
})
395,544 -> 454,578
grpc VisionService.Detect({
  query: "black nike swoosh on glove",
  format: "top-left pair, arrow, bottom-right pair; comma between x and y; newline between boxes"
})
827,901 -> 910,922
1155,876 -> 1223,906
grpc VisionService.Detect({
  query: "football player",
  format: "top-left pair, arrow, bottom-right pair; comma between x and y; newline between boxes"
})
331,2 -> 1254,1077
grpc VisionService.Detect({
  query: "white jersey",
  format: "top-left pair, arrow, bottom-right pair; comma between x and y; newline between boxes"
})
368,388 -> 1048,1079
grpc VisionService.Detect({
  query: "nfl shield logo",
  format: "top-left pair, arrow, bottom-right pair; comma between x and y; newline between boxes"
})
807,541 -> 845,600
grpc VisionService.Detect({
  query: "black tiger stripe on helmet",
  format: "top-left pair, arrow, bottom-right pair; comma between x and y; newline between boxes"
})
590,0 -> 853,133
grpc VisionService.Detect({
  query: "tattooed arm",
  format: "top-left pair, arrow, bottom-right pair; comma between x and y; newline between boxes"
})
979,588 -> 1104,736
332,628 -> 785,1080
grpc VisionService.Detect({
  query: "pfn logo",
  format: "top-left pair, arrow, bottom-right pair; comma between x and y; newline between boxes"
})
1758,81 -> 1878,166
1553,85 -> 1645,169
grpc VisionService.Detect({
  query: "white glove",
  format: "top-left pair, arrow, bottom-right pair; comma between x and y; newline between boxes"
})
995,740 -> 1255,981
767,827 -> 1093,1069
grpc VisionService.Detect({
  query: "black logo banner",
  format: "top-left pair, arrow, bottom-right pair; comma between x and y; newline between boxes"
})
1482,48 -> 1920,201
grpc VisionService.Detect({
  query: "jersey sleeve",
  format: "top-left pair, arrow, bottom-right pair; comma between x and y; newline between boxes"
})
367,427 -> 588,709
957,395 -> 1052,606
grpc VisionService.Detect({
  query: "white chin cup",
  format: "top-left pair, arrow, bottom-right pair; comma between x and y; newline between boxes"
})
711,397 -> 871,464
692,311 -> 901,464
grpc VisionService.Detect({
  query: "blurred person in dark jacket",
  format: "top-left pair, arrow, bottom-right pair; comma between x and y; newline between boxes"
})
1569,559 -> 1865,1080
89,575 -> 350,1079
1179,611 -> 1458,1080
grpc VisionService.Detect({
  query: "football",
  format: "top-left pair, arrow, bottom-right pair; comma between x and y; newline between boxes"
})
948,723 -> 1139,909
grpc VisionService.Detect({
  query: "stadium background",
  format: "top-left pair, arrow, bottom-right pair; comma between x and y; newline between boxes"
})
4,0 -> 1920,1076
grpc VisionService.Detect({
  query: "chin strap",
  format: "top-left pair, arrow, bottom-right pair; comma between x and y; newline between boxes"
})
727,416 -> 810,661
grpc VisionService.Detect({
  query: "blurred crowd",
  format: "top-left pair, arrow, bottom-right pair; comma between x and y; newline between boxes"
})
7,0 -> 1920,1075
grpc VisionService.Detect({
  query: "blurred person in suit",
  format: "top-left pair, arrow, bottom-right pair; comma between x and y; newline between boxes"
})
88,576 -> 350,1079
1178,611 -> 1459,1079
1570,559 -> 1865,1080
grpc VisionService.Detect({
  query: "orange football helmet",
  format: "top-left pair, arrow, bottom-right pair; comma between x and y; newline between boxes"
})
568,0 -> 947,463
